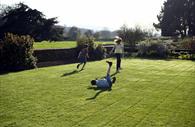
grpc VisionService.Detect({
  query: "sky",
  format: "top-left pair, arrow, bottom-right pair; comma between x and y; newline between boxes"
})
0,0 -> 166,31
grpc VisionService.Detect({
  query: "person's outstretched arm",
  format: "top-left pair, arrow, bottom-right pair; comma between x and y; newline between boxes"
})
78,51 -> 81,58
122,43 -> 125,57
110,45 -> 115,54
106,61 -> 112,75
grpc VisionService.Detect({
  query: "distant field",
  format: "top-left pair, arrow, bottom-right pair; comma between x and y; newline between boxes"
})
34,41 -> 113,49
0,58 -> 195,127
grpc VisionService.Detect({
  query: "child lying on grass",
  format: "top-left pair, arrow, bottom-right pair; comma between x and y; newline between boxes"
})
91,61 -> 116,89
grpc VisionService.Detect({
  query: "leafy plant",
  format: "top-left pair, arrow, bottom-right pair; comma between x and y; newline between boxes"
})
180,38 -> 195,51
94,44 -> 107,60
0,33 -> 37,72
137,40 -> 168,58
76,36 -> 106,60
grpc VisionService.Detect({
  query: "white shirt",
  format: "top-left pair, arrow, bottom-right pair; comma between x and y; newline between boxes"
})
114,43 -> 124,54
96,79 -> 110,88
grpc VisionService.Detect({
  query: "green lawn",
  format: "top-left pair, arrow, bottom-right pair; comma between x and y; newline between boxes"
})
0,59 -> 195,127
34,41 -> 113,49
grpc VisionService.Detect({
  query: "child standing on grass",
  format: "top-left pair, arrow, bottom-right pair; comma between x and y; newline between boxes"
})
110,36 -> 124,73
77,44 -> 89,70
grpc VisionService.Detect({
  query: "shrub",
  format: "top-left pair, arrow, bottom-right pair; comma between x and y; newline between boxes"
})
178,54 -> 191,60
76,36 -> 95,50
180,38 -> 195,51
117,25 -> 146,48
192,54 -> 195,60
137,40 -> 168,58
94,44 -> 107,60
171,38 -> 195,60
0,33 -> 37,72
76,36 -> 106,60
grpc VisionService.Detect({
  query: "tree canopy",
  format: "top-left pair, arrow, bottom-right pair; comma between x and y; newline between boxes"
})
154,0 -> 195,37
117,25 -> 147,47
67,26 -> 81,41
0,3 -> 64,41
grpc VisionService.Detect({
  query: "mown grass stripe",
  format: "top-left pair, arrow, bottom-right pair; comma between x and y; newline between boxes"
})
69,61 -> 187,126
0,59 -> 194,127
100,60 -> 193,125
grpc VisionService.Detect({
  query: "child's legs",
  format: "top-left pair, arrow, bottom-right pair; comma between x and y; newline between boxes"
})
106,74 -> 112,87
116,54 -> 121,70
77,57 -> 84,68
81,62 -> 86,69
78,57 -> 85,65
106,65 -> 111,75
118,56 -> 121,68
79,57 -> 87,69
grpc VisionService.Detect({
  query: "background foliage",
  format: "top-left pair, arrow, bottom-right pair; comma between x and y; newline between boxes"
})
137,40 -> 168,58
154,0 -> 195,37
0,3 -> 63,41
76,36 -> 106,60
0,33 -> 36,72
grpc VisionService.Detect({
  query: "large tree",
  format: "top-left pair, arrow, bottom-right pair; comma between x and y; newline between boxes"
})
154,0 -> 195,37
84,30 -> 93,38
67,26 -> 81,40
0,3 -> 63,41
117,25 -> 146,47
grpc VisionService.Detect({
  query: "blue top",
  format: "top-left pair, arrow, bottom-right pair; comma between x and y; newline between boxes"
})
96,79 -> 110,88
78,48 -> 88,59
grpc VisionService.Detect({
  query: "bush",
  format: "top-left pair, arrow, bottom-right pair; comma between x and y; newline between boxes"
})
192,54 -> 195,60
94,44 -> 107,60
178,54 -> 191,60
0,33 -> 37,72
137,40 -> 168,58
117,25 -> 147,48
76,36 -> 95,50
180,38 -> 195,51
76,36 -> 106,60
170,38 -> 195,60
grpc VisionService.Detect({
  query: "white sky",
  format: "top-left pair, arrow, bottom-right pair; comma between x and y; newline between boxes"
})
0,0 -> 166,31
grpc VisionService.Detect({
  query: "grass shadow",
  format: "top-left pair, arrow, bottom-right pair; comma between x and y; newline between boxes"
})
99,72 -> 119,79
0,71 -> 9,75
61,69 -> 83,77
86,87 -> 111,100
0,68 -> 31,75
110,72 -> 118,77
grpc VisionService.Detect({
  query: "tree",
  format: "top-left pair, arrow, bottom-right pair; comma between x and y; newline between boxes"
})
49,25 -> 64,41
0,3 -> 63,41
67,26 -> 81,40
117,24 -> 146,47
0,4 -> 5,27
188,0 -> 195,36
98,30 -> 112,40
84,30 -> 93,38
154,0 -> 195,37
93,31 -> 100,40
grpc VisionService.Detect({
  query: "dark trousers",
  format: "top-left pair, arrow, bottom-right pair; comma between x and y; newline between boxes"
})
115,53 -> 121,71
